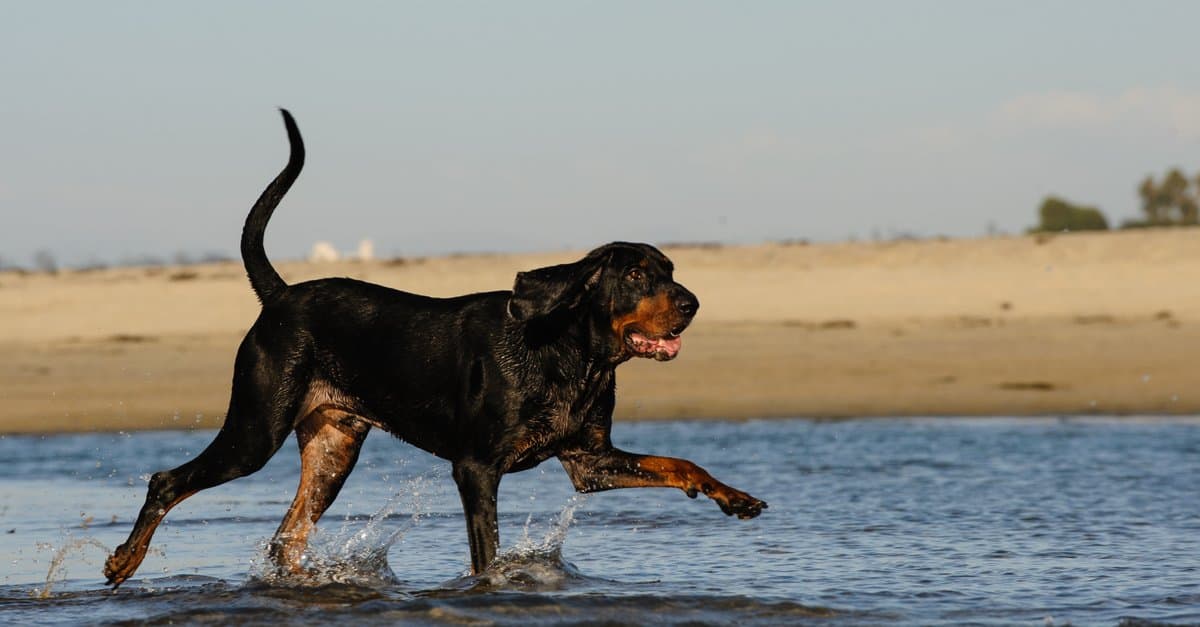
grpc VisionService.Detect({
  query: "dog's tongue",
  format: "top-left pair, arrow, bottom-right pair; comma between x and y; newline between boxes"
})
630,332 -> 682,358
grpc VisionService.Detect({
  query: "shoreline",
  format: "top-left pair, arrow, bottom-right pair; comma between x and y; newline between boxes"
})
2,229 -> 1197,434
6,415 -> 1200,439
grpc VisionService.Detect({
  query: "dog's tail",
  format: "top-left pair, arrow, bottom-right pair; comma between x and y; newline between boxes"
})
241,108 -> 304,304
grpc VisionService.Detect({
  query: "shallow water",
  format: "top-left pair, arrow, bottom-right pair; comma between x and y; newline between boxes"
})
2,417 -> 1199,625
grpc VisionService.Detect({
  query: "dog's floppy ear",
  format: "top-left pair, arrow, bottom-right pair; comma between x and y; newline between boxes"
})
508,254 -> 606,322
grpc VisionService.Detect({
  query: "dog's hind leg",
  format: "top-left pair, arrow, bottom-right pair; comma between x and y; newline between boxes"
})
268,409 -> 370,574
104,338 -> 302,588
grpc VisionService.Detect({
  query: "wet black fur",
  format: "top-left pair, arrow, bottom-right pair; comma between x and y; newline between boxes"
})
105,110 -> 763,585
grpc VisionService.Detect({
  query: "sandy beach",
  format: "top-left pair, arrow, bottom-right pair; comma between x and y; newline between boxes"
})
1,228 -> 1196,434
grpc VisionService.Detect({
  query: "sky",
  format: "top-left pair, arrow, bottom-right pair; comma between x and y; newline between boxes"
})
3,1 -> 1199,267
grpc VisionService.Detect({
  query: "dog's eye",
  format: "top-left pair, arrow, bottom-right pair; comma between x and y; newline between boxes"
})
626,268 -> 645,282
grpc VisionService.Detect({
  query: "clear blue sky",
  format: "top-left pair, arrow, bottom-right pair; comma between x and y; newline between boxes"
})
3,1 -> 1198,266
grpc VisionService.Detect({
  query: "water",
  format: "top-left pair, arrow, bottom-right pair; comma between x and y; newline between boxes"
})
2,418 -> 1200,625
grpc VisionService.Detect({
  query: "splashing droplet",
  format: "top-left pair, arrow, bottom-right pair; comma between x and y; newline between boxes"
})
37,537 -> 111,598
249,467 -> 445,587
473,494 -> 589,590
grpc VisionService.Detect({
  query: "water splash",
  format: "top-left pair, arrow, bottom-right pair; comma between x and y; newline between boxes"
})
472,494 -> 589,590
250,468 -> 444,587
35,537 -> 111,598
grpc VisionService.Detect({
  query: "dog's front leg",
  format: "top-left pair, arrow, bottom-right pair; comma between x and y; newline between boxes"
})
452,461 -> 501,574
559,449 -> 767,519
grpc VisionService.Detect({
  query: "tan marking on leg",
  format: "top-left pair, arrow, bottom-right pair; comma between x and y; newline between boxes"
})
632,455 -> 717,492
269,408 -> 368,574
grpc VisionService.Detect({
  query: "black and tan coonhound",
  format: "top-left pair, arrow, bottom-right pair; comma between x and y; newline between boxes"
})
103,110 -> 766,587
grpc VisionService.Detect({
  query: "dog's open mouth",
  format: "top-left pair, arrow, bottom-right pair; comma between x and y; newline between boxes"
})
627,330 -> 683,361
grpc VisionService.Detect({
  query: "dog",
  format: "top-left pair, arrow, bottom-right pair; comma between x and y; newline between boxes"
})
103,110 -> 766,587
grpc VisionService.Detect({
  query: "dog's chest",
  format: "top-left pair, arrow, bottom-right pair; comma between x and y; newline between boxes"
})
503,376 -> 607,471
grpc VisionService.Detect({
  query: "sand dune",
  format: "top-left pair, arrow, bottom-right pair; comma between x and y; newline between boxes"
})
1,228 -> 1196,433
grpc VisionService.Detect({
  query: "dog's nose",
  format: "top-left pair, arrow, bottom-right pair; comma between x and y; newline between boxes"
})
675,290 -> 699,317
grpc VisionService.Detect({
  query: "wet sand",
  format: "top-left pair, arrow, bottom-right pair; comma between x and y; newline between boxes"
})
1,228 -> 1196,433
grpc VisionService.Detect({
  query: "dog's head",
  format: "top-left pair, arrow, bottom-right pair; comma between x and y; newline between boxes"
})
508,242 -> 698,362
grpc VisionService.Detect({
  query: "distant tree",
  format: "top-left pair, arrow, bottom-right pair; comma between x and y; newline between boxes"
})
1182,196 -> 1199,225
1138,176 -> 1167,225
1131,168 -> 1199,227
1162,168 -> 1192,222
1193,172 -> 1200,223
1032,196 -> 1109,233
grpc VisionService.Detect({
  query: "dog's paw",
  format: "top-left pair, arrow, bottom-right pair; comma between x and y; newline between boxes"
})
103,545 -> 135,588
715,490 -> 768,520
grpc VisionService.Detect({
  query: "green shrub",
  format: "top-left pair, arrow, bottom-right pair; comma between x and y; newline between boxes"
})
1032,196 -> 1109,232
